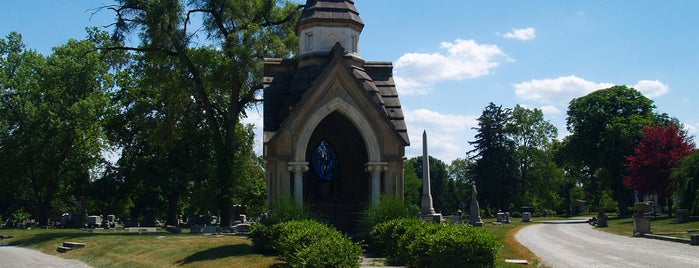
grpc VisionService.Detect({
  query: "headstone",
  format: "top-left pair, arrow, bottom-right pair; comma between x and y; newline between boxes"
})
596,208 -> 608,227
691,234 -> 699,246
468,184 -> 484,227
505,212 -> 511,223
239,214 -> 247,223
233,223 -> 251,234
676,209 -> 690,224
496,212 -> 506,223
521,212 -> 532,222
204,225 -> 218,234
632,213 -> 652,236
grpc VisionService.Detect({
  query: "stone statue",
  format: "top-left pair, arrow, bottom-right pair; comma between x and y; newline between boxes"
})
469,183 -> 484,227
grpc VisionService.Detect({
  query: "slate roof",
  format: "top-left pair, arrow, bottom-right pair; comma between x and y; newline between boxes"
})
298,0 -> 364,33
263,47 -> 409,146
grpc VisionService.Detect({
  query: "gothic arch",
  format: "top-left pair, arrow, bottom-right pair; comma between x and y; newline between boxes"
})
293,97 -> 381,163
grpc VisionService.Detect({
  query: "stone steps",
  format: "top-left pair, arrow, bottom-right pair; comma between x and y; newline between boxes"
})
56,241 -> 86,253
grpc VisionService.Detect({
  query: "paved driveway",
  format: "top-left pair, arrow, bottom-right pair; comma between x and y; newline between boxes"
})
0,246 -> 91,268
516,220 -> 699,268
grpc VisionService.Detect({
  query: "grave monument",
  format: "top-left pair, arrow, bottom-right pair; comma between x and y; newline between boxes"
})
263,0 -> 409,231
469,183 -> 484,227
420,131 -> 442,222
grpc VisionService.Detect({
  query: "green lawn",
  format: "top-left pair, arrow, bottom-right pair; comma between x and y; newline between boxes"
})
598,215 -> 699,239
0,217 -> 579,268
0,228 -> 280,268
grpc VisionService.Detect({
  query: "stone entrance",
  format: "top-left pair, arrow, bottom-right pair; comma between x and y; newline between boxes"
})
263,0 -> 409,231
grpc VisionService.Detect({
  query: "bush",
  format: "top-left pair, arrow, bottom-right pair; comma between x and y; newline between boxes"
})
249,223 -> 276,254
252,220 -> 363,268
266,195 -> 314,224
428,223 -> 500,267
368,218 -> 424,259
358,195 -> 417,241
369,219 -> 500,267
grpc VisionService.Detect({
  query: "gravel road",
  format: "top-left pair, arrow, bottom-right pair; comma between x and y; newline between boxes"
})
0,246 -> 91,268
516,220 -> 699,268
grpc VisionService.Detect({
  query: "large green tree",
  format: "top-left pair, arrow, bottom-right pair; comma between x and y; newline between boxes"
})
0,30 -> 121,224
105,0 -> 301,225
671,152 -> 699,214
508,105 -> 562,214
469,102 -> 519,213
565,85 -> 656,215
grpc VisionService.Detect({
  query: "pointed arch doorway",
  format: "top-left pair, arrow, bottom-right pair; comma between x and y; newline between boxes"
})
304,111 -> 368,231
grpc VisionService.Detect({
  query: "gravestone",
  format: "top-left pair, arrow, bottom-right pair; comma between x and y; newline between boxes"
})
633,203 -> 652,235
468,184 -> 484,227
505,212 -> 511,223
521,212 -> 532,222
596,208 -> 608,227
496,211 -> 506,223
204,225 -> 218,234
676,209 -> 690,224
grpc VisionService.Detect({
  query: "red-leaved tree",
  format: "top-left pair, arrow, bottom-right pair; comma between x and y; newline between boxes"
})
624,122 -> 696,209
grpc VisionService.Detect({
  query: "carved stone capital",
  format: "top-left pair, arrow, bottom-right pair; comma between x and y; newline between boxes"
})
288,162 -> 309,174
365,162 -> 388,175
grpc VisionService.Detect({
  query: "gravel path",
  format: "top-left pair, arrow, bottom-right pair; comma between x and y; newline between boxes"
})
516,220 -> 699,268
0,246 -> 91,268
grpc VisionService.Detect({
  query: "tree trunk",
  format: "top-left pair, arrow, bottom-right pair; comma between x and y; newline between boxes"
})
166,193 -> 179,227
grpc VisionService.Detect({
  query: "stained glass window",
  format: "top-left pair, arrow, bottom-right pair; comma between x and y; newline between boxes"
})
312,139 -> 336,182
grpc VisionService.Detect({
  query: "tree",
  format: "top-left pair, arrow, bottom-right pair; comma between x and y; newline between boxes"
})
403,161 -> 421,210
508,105 -> 561,213
0,30 -> 121,224
625,122 -> 696,211
671,152 -> 699,214
469,102 -> 518,213
104,0 -> 302,225
565,85 -> 655,215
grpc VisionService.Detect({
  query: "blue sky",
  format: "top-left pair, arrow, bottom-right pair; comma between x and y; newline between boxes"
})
3,1 -> 698,163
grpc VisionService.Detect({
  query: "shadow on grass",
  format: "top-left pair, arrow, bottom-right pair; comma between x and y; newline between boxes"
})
175,244 -> 256,265
6,230 -> 128,247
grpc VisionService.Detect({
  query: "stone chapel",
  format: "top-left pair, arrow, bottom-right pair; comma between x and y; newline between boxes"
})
263,0 -> 409,229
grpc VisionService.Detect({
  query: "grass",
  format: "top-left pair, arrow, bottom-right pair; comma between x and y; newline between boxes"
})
0,228 -> 281,268
598,215 -> 699,239
481,217 -> 565,267
3,216 -> 638,268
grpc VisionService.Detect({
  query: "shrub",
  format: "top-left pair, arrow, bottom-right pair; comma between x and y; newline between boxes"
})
259,220 -> 363,268
368,218 -> 424,259
249,223 -> 277,254
266,195 -> 314,224
369,219 -> 500,267
358,195 -> 418,242
428,223 -> 500,267
289,229 -> 363,268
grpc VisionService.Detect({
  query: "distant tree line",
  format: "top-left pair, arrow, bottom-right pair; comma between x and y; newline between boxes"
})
403,87 -> 698,217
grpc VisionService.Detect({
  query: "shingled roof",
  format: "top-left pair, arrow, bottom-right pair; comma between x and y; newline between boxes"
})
263,46 -> 409,145
298,0 -> 364,34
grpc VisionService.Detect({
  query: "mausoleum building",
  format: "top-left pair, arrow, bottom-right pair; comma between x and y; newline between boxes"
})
263,0 -> 409,229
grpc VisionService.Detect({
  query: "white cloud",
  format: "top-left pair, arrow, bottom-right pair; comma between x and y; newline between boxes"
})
514,75 -> 613,105
501,27 -> 536,40
395,39 -> 507,95
404,108 -> 479,162
540,105 -> 562,115
514,76 -> 671,108
633,80 -> 670,98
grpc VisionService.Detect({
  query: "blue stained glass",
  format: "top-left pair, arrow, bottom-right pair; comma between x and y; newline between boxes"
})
312,139 -> 336,182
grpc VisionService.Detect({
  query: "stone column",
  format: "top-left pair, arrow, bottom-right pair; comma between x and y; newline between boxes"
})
366,162 -> 388,202
288,162 -> 309,204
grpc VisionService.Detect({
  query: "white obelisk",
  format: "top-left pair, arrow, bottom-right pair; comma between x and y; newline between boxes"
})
421,130 -> 436,215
